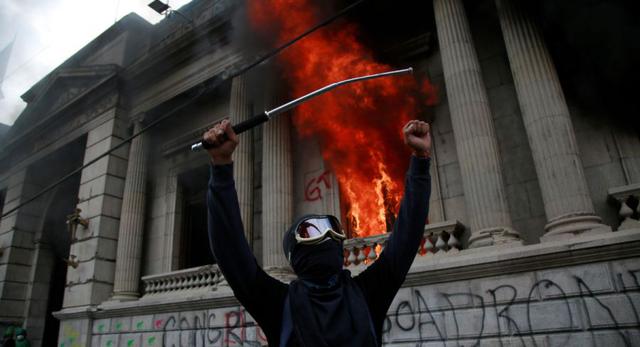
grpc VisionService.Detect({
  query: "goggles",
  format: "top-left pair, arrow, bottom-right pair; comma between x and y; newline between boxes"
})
294,215 -> 346,245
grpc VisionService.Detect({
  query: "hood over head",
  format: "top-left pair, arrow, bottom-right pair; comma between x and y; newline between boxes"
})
283,214 -> 344,281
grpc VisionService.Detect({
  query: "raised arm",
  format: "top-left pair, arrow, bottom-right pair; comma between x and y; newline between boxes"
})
355,120 -> 432,301
204,120 -> 287,328
207,162 -> 260,293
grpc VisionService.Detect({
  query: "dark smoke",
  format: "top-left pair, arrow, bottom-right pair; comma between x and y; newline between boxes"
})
343,0 -> 640,132
523,0 -> 640,132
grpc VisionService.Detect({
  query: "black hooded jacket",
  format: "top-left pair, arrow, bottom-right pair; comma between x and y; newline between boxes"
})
207,156 -> 431,346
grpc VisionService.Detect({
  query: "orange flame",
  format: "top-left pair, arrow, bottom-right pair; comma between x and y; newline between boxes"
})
248,1 -> 437,237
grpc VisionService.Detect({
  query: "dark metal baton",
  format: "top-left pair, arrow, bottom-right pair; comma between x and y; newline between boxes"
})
191,67 -> 413,151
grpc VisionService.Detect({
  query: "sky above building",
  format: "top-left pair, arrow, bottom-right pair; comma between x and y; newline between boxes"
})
0,0 -> 193,126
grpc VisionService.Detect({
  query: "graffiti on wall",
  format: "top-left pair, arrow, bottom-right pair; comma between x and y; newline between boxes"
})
382,269 -> 640,347
73,307 -> 268,347
304,169 -> 332,202
64,265 -> 640,347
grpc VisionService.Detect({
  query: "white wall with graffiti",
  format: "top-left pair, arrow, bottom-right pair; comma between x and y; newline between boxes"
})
57,246 -> 640,347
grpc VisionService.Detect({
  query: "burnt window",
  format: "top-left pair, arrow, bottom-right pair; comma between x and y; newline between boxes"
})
178,165 -> 216,269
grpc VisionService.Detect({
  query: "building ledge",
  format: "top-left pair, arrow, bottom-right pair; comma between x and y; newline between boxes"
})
54,285 -> 239,320
55,229 -> 640,320
404,228 -> 640,287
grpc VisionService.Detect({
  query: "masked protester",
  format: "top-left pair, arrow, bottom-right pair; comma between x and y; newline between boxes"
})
205,119 -> 431,347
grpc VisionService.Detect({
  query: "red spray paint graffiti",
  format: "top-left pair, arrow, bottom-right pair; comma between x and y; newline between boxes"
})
304,169 -> 332,201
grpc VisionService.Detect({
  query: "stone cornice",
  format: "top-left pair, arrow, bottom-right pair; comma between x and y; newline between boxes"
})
128,50 -> 241,117
53,288 -> 240,320
160,115 -> 227,156
122,1 -> 235,86
0,69 -> 119,161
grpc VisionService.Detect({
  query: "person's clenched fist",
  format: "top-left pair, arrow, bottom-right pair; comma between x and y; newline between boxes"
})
203,119 -> 238,165
403,120 -> 431,158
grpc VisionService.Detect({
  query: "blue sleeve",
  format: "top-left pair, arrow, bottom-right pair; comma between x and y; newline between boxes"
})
354,156 -> 431,307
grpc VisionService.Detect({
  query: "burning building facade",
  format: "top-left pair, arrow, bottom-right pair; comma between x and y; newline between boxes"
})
0,0 -> 639,346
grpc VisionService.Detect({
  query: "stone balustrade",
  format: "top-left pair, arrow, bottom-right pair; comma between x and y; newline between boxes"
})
608,183 -> 640,230
344,220 -> 465,267
141,264 -> 223,296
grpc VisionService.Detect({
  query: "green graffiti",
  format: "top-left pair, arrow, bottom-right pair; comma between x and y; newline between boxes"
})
115,322 -> 122,331
106,340 -> 113,347
127,339 -> 134,347
98,324 -> 105,333
136,321 -> 144,329
60,343 -> 65,347
148,336 -> 156,345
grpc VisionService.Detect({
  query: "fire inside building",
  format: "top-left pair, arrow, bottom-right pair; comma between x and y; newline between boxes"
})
0,0 -> 639,346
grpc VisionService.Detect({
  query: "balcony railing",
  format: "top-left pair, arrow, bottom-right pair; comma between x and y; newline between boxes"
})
343,220 -> 465,267
608,183 -> 640,230
141,264 -> 223,296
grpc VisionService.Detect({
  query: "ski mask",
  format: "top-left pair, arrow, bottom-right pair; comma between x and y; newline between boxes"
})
283,215 -> 345,281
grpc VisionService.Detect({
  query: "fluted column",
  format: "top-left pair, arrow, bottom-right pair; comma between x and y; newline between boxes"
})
112,120 -> 148,300
496,0 -> 609,240
434,0 -> 521,247
230,75 -> 254,243
261,92 -> 294,277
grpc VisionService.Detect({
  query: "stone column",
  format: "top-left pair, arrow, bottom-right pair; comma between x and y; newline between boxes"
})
63,111 -> 128,309
261,92 -> 294,277
434,0 -> 521,247
112,120 -> 148,300
230,75 -> 254,243
0,169 -> 43,321
496,0 -> 609,240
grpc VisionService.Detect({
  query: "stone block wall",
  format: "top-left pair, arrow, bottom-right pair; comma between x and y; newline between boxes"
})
64,111 -> 129,308
79,306 -> 267,347
61,233 -> 640,347
384,257 -> 640,346
0,169 -> 45,322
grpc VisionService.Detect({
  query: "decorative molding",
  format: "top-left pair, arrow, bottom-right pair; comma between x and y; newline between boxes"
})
123,0 -> 236,83
405,228 -> 640,287
129,51 -> 242,117
161,115 -> 226,157
53,291 -> 240,320
0,70 -> 119,166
